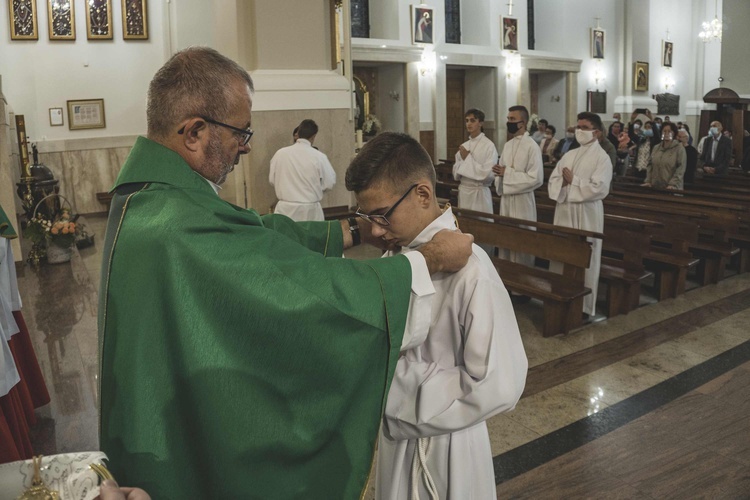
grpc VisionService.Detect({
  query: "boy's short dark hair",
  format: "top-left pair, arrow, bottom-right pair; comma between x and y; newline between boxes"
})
298,119 -> 318,139
508,105 -> 529,123
546,125 -> 556,135
345,132 -> 436,193
577,112 -> 604,132
539,119 -> 549,126
465,108 -> 485,122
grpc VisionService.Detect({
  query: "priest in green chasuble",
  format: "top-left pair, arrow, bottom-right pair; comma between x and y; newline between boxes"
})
98,47 -> 473,499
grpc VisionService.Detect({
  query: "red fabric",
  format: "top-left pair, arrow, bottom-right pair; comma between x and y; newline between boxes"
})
10,311 -> 50,409
0,387 -> 33,464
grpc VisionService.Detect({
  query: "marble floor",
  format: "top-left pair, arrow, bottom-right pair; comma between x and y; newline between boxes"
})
14,214 -> 750,498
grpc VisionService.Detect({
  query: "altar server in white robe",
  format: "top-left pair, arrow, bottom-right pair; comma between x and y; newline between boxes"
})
452,109 -> 498,214
346,132 -> 528,500
269,119 -> 336,221
0,232 -> 20,398
548,112 -> 612,317
492,105 -> 544,267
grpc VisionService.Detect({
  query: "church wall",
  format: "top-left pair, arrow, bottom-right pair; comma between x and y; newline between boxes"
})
0,84 -> 22,261
377,64 -> 406,133
720,0 -> 750,96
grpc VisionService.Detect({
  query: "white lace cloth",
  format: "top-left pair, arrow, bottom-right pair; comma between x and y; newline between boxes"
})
0,451 -> 107,500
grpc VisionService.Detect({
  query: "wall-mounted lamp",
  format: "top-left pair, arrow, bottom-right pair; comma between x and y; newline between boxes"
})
419,50 -> 437,76
592,60 -> 606,88
662,74 -> 675,91
389,91 -> 400,101
504,52 -> 521,79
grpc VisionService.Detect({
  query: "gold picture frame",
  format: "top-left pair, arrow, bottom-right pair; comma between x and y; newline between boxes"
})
121,0 -> 148,40
67,99 -> 106,130
86,0 -> 113,40
633,61 -> 649,92
49,107 -> 64,127
47,0 -> 76,41
8,0 -> 39,40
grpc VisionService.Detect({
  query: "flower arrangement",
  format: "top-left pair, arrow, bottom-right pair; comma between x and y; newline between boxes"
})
528,113 -> 540,133
25,208 -> 79,249
363,114 -> 381,135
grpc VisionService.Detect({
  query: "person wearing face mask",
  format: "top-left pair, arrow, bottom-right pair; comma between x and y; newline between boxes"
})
677,129 -> 698,184
492,105 -> 544,268
548,112 -> 613,318
452,108 -> 498,218
540,125 -> 559,165
551,126 -> 580,162
653,117 -> 663,136
700,121 -> 732,175
641,122 -> 686,190
629,121 -> 656,178
531,118 -> 548,144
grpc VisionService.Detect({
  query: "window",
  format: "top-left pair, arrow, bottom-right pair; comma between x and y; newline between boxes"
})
351,0 -> 370,38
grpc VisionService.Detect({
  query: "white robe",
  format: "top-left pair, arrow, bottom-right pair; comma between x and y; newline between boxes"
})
494,132 -> 543,267
0,237 -> 20,397
269,139 -> 336,221
547,140 -> 612,316
377,208 -> 528,500
452,133 -> 498,214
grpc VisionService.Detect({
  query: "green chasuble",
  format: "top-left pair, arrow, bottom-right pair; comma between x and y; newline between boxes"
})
98,137 -> 412,499
0,204 -> 18,239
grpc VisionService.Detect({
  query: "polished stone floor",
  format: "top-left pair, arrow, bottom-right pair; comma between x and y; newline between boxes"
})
15,214 -> 750,498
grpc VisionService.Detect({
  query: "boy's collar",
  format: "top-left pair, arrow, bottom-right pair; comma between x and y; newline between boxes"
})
405,205 -> 457,250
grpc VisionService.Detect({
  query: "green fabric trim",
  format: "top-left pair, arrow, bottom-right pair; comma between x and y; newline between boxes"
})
0,204 -> 18,239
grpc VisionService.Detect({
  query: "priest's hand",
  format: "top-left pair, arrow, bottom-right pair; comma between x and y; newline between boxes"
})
98,479 -> 151,500
459,145 -> 470,160
493,164 -> 505,176
418,229 -> 474,275
562,167 -> 574,186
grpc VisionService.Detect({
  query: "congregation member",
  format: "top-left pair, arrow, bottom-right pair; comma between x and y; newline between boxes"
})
98,46 -> 474,499
700,120 -> 732,176
552,126 -> 579,162
598,128 -> 617,169
677,128 -> 698,184
345,132 -> 527,500
451,108 -> 498,215
607,121 -> 623,149
642,122 -> 686,190
548,112 -> 612,318
630,121 -> 656,178
493,105 -> 544,267
540,124 -> 559,165
531,118 -> 548,144
269,119 -> 337,221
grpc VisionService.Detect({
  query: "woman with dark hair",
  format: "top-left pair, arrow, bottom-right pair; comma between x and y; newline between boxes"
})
607,121 -> 624,148
642,122 -> 686,190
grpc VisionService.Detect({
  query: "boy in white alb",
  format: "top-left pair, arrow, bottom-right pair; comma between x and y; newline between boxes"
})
452,108 -> 498,214
346,132 -> 528,500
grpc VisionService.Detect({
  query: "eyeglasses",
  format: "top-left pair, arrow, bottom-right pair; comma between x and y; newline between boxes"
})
356,184 -> 417,227
178,116 -> 253,145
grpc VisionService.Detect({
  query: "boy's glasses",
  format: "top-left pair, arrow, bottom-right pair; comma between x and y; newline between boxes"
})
356,184 -> 417,227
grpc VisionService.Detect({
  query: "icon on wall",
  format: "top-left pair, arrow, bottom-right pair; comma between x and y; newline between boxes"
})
9,0 -> 39,40
122,0 -> 148,40
662,40 -> 673,68
411,6 -> 433,44
502,17 -> 518,51
86,0 -> 113,40
47,0 -> 76,40
591,28 -> 605,59
633,61 -> 649,92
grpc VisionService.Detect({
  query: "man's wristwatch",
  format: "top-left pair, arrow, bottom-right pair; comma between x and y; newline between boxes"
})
347,217 -> 361,246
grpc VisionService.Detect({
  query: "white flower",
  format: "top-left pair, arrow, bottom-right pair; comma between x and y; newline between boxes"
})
363,114 -> 381,134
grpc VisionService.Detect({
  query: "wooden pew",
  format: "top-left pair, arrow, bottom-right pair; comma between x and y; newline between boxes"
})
536,201 -> 656,315
454,207 -> 601,337
323,205 -> 354,220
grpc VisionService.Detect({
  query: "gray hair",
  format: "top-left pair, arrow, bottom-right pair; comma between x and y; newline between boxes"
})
147,47 -> 254,140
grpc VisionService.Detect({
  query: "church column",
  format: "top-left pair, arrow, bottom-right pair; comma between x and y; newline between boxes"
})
565,72 -> 578,128
614,0 -> 657,116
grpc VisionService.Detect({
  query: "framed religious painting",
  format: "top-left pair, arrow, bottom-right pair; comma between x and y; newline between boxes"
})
591,28 -> 605,59
47,0 -> 76,40
411,5 -> 433,44
502,17 -> 518,51
86,0 -> 113,40
67,99 -> 106,130
633,61 -> 649,92
662,40 -> 673,67
8,0 -> 39,40
122,0 -> 148,40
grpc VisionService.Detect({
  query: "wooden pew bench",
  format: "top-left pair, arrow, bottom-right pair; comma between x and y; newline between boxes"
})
454,207 -> 601,337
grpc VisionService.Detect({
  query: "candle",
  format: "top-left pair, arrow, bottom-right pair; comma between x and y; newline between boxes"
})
356,130 -> 363,149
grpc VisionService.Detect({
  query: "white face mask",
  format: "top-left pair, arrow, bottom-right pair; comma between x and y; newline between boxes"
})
633,124 -> 641,130
575,129 -> 594,144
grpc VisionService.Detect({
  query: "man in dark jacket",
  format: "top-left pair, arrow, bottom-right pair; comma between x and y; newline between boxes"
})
700,120 -> 733,175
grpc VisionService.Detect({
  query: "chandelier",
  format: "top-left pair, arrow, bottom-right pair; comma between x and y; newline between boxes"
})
699,0 -> 722,43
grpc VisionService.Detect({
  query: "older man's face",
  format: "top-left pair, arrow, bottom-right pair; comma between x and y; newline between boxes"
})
202,82 -> 253,185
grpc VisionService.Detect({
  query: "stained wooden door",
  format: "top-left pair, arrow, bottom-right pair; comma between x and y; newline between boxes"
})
446,69 -> 466,160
